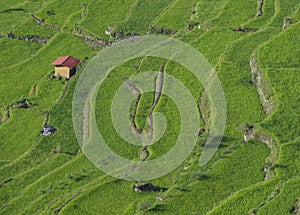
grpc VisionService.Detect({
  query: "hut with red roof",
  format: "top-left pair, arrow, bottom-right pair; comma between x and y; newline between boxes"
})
51,56 -> 80,79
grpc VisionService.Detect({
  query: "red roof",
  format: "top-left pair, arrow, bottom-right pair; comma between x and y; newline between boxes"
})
51,56 -> 80,69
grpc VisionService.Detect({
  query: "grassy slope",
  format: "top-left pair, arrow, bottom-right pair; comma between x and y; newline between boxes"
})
0,33 -> 94,107
0,38 -> 42,70
154,0 -> 196,31
0,0 -> 299,214
0,0 -> 54,34
79,0 -> 136,39
114,0 -> 174,34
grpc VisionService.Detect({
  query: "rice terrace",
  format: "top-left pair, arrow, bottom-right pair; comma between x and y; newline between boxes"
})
0,0 -> 299,214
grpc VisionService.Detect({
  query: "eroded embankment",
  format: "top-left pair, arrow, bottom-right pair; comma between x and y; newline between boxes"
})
249,54 -> 279,180
249,181 -> 283,214
129,61 -> 166,162
256,0 -> 264,17
73,25 -> 110,49
6,32 -> 49,44
30,14 -> 60,32
250,55 -> 274,116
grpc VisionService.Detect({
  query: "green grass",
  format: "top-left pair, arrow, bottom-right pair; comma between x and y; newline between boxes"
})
0,154 -> 72,208
197,0 -> 229,25
60,179 -> 152,215
224,27 -> 280,66
79,0 -> 136,39
211,0 -> 257,27
0,38 -> 42,70
147,94 -> 181,160
41,72 -> 90,155
133,57 -> 165,130
154,0 -> 196,31
243,0 -> 277,29
258,22 -> 300,68
257,176 -> 300,214
146,142 -> 270,214
0,146 -> 49,180
218,62 -> 265,132
95,60 -> 142,159
0,10 -> 28,34
0,1 -> 300,214
276,139 -> 300,178
0,33 -> 95,107
188,27 -> 242,66
260,68 -> 300,143
0,0 -> 55,34
30,78 -> 66,112
35,0 -> 90,27
0,108 -> 44,162
0,154 -> 103,215
114,0 -> 174,34
13,19 -> 57,37
268,0 -> 300,28
208,179 -> 280,215
0,0 -> 27,11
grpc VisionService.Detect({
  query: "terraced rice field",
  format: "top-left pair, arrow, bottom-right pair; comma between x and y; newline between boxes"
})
0,0 -> 299,214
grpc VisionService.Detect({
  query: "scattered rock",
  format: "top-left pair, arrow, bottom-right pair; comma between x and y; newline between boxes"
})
134,183 -> 155,192
6,31 -> 49,44
283,18 -> 298,29
0,204 -> 6,210
133,183 -> 167,192
256,0 -> 264,17
232,27 -> 256,33
0,178 -> 13,187
290,198 -> 300,214
139,147 -> 150,161
0,106 -> 10,124
73,25 -> 110,49
40,125 -> 56,136
244,125 -> 254,142
250,55 -> 274,115
30,13 -> 60,32
195,128 -> 206,136
105,25 -> 114,36
51,143 -> 61,155
155,195 -> 164,202
12,98 -> 31,108
148,26 -> 177,35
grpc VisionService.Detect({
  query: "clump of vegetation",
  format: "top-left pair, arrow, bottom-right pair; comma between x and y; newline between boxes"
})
185,20 -> 200,32
190,171 -> 209,180
47,10 -> 55,16
66,172 -> 87,182
220,145 -> 239,158
137,199 -> 153,211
